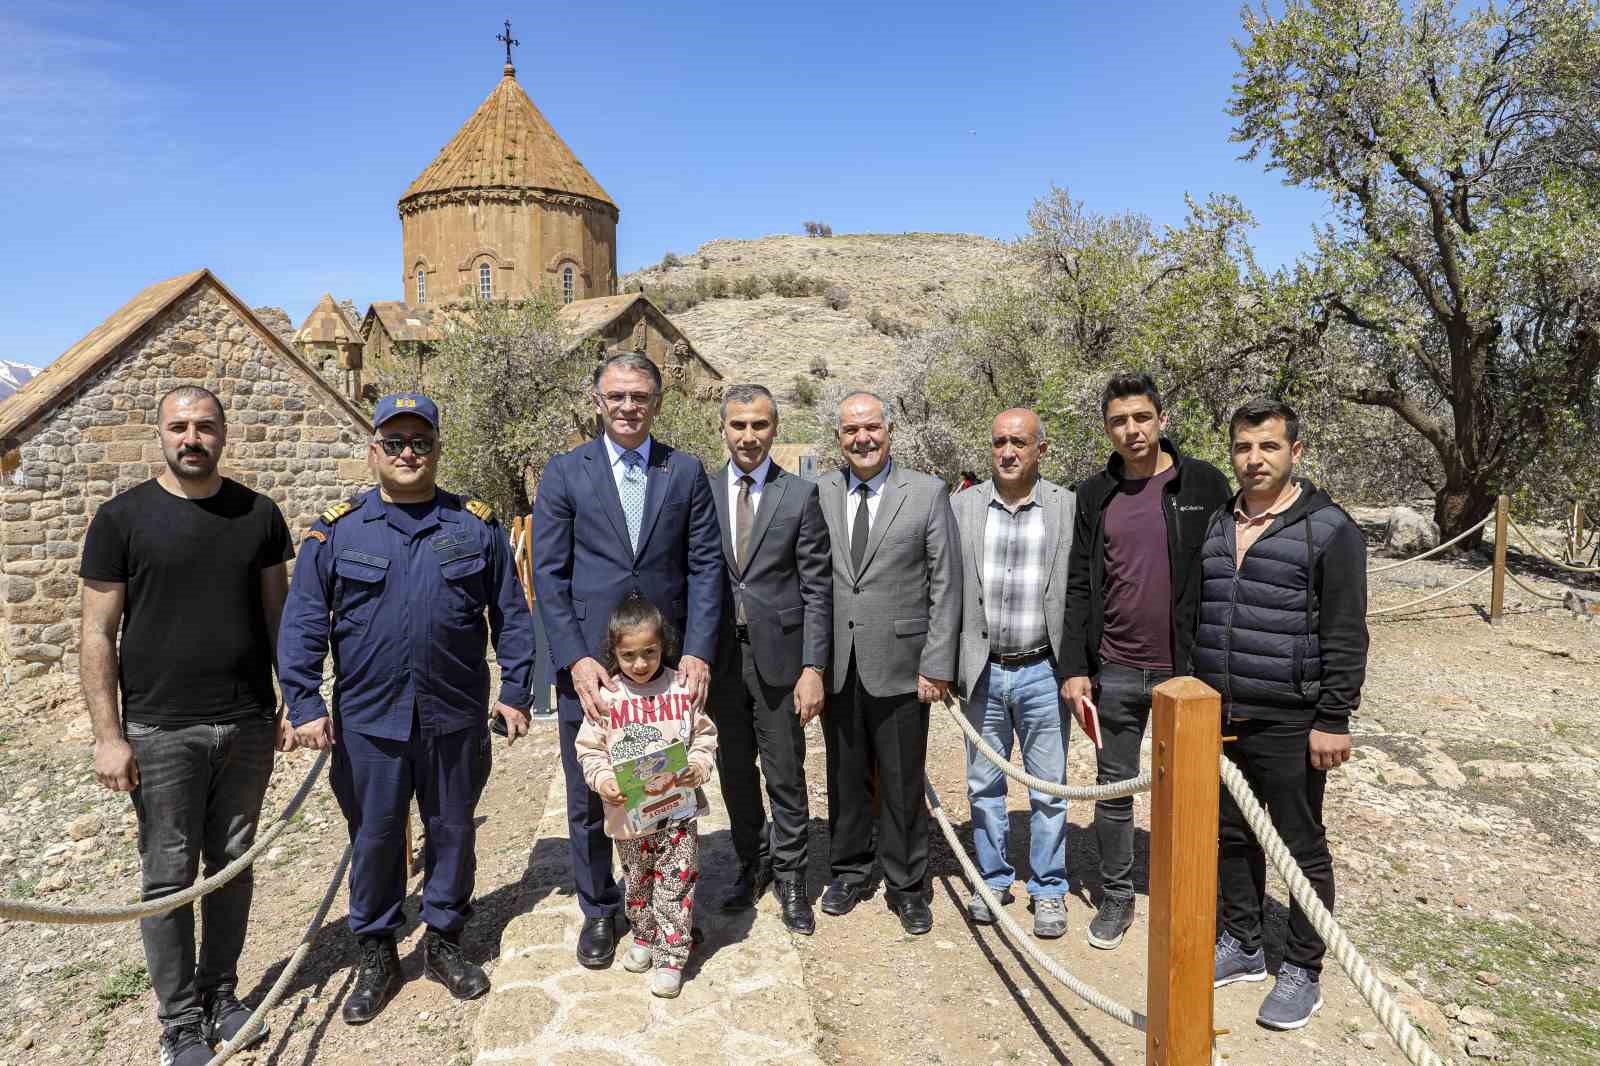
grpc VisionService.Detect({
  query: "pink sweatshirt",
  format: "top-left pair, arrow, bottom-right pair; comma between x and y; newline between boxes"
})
573,667 -> 719,840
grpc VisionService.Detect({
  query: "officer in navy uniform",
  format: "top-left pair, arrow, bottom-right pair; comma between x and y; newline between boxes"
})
277,392 -> 536,1025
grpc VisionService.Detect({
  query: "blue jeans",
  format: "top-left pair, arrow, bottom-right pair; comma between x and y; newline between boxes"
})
962,658 -> 1070,899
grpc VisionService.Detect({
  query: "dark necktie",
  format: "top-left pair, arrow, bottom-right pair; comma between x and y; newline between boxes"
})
851,481 -> 871,573
735,474 -> 755,570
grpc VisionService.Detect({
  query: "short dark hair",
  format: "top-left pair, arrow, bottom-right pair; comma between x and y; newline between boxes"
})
720,383 -> 779,423
601,595 -> 680,675
157,385 -> 225,424
593,352 -> 663,396
1099,373 -> 1162,417
1228,397 -> 1300,444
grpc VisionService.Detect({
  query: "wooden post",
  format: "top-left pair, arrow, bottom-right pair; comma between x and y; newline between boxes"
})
1575,502 -> 1587,560
1147,677 -> 1221,1066
1490,494 -> 1509,624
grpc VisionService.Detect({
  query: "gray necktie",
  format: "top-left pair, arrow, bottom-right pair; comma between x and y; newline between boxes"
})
851,481 -> 871,573
620,449 -> 646,551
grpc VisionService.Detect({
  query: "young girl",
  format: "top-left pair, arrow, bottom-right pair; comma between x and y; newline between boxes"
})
575,596 -> 718,998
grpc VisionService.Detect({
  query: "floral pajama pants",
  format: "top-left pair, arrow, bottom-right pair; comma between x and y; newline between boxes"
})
617,820 -> 699,968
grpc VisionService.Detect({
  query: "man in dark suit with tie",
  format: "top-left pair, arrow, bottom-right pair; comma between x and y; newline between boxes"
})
531,352 -> 723,969
815,390 -> 961,936
707,384 -> 832,935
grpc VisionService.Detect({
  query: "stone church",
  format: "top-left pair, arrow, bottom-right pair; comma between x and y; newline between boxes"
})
307,49 -> 720,400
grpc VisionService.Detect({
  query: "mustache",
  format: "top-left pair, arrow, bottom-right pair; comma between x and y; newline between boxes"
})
178,445 -> 210,458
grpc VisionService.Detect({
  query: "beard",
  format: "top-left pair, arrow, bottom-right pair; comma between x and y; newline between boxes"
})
164,445 -> 218,481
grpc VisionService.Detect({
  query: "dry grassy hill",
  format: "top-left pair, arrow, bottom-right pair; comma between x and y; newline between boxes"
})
624,232 -> 1025,405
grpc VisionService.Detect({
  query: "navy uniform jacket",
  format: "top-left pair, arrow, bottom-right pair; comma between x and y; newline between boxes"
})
532,436 -> 722,680
278,488 -> 536,740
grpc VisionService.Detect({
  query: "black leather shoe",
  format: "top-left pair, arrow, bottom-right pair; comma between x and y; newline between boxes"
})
342,936 -> 403,1025
888,893 -> 934,935
776,878 -> 815,935
720,859 -> 774,912
422,928 -> 490,1000
577,913 -> 624,969
819,878 -> 865,916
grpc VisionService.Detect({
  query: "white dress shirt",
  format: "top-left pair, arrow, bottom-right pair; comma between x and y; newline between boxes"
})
726,456 -> 774,545
603,433 -> 653,493
845,459 -> 893,533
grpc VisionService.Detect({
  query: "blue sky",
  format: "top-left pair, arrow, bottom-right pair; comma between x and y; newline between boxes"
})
1,0 -> 1329,366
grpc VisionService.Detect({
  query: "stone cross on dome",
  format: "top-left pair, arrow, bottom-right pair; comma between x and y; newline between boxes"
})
497,19 -> 520,76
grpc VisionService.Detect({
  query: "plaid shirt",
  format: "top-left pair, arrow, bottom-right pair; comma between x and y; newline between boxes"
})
982,489 -> 1049,655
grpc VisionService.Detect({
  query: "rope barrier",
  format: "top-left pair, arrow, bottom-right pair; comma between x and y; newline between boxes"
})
925,778 -> 1148,1031
1219,756 -> 1444,1066
1368,565 -> 1491,616
1504,568 -> 1568,603
0,750 -> 329,924
206,843 -> 353,1065
1509,519 -> 1600,574
944,699 -> 1152,801
1367,512 -> 1493,574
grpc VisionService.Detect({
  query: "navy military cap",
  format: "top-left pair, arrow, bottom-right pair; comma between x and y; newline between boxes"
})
374,392 -> 439,429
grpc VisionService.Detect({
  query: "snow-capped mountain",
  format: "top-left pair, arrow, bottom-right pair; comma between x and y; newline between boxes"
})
0,359 -> 41,403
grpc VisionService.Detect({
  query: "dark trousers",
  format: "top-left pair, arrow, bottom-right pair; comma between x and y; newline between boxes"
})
821,655 -> 929,898
557,687 -> 621,918
1093,661 -> 1172,901
1218,717 -> 1334,976
709,640 -> 811,880
329,716 -> 491,939
127,715 -> 276,1027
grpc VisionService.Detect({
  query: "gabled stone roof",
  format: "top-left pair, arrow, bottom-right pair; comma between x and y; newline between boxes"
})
0,270 -> 372,441
363,301 -> 442,344
557,293 -> 723,381
399,68 -> 616,213
294,293 -> 364,345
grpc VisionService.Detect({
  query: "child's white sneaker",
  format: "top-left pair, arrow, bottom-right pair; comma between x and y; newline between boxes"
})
650,965 -> 683,998
622,940 -> 654,974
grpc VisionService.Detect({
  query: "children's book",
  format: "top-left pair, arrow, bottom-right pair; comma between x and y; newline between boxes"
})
612,736 -> 699,832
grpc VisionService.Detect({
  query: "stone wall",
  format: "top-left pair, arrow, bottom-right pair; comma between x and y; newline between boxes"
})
1,284 -> 372,679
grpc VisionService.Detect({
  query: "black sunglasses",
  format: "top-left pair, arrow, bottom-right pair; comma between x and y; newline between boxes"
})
377,434 -> 436,457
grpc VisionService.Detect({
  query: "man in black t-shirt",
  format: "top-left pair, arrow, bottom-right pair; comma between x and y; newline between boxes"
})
79,386 -> 295,1066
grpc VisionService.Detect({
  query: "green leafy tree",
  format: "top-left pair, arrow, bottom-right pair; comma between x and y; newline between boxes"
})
1232,0 -> 1600,535
373,297 -> 590,516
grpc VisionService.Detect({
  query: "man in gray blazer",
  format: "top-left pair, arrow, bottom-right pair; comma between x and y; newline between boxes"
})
952,409 -> 1076,939
816,390 -> 961,935
708,384 -> 832,936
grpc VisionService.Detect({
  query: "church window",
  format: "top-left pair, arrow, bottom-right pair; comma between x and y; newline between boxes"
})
478,262 -> 493,301
562,266 -> 574,304
416,269 -> 426,304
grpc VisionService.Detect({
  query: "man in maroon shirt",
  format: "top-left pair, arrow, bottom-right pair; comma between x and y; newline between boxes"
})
1059,374 -> 1231,950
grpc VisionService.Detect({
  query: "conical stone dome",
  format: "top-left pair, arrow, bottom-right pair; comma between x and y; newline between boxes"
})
399,66 -> 616,217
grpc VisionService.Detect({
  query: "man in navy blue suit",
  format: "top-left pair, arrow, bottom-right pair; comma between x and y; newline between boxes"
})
531,352 -> 723,968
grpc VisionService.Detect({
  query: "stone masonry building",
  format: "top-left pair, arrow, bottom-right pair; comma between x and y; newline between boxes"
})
0,269 -> 373,680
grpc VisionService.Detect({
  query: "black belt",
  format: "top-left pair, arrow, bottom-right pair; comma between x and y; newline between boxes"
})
989,646 -> 1051,666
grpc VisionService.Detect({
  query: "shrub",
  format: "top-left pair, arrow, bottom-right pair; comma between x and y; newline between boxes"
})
700,256 -> 710,270
866,307 -> 913,338
920,280 -> 940,294
824,285 -> 850,310
802,221 -> 820,236
694,274 -> 729,300
733,275 -> 767,300
623,280 -> 642,294
648,285 -> 702,314
818,223 -> 833,237
809,355 -> 830,379
660,251 -> 682,269
793,376 -> 820,406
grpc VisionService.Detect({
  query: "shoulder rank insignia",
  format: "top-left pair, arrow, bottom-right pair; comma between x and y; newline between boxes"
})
304,529 -> 327,544
464,499 -> 496,523
320,501 -> 355,525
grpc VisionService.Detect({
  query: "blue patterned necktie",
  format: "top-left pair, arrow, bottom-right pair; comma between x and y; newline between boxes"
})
620,449 -> 647,552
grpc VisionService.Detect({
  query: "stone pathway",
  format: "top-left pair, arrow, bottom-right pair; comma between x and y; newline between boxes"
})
473,766 -> 825,1065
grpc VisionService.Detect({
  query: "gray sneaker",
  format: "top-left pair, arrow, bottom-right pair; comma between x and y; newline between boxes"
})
1086,895 -> 1134,950
1031,896 -> 1067,940
966,887 -> 1015,925
1213,931 -> 1267,987
1256,963 -> 1323,1030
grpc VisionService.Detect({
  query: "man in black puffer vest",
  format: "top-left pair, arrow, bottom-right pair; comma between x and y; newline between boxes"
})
1193,398 -> 1369,1033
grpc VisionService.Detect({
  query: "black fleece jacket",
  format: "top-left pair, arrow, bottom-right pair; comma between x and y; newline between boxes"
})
1060,439 -> 1233,680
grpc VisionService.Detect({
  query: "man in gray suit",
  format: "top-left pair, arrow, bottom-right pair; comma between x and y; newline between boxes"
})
707,384 -> 832,935
952,409 -> 1076,939
816,390 -> 961,935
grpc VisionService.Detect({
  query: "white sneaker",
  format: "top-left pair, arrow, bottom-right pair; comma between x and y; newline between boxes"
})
650,965 -> 683,998
622,941 -> 654,973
